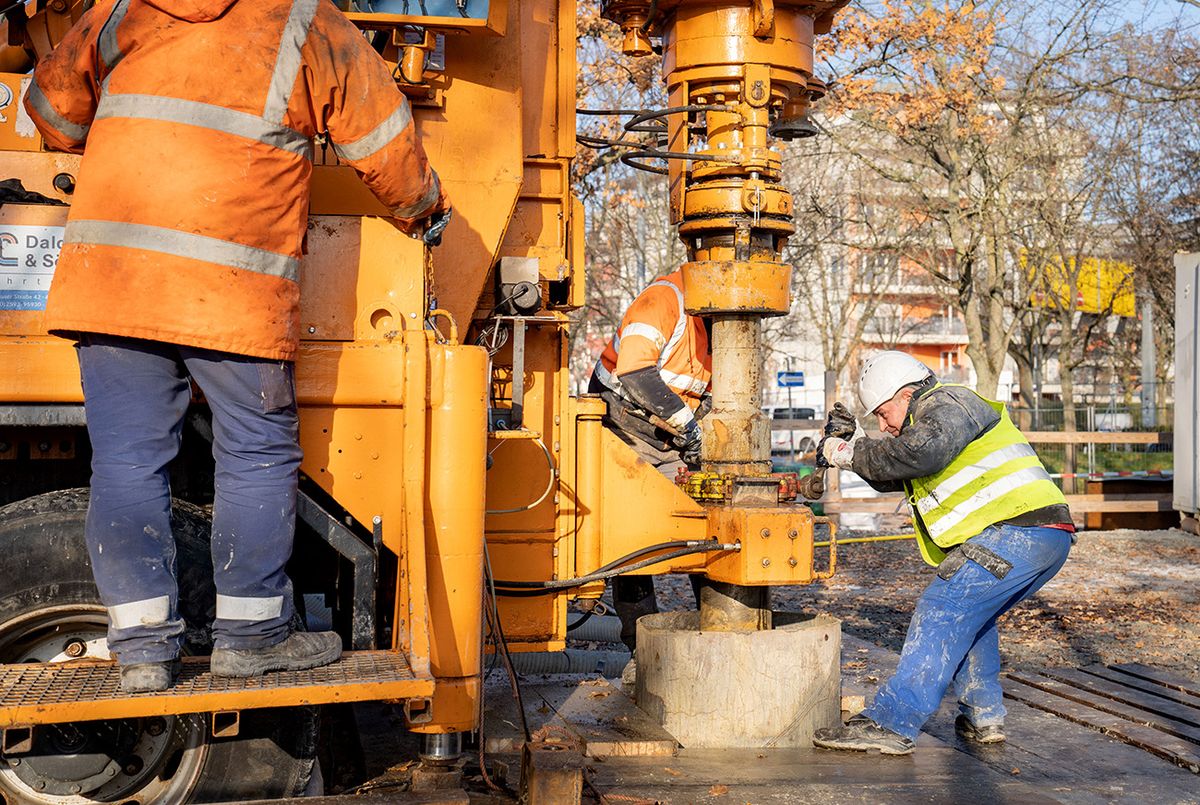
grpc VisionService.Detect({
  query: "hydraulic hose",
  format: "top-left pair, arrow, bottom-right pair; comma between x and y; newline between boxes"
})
493,541 -> 737,593
591,540 -> 699,575
491,539 -> 711,592
485,436 -> 557,515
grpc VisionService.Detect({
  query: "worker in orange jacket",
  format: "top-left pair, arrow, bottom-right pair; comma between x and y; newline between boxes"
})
25,0 -> 447,692
588,270 -> 711,657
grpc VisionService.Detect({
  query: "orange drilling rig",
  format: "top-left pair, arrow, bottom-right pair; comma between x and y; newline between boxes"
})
0,0 -> 846,801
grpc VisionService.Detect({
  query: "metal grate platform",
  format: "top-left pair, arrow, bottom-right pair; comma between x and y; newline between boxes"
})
0,651 -> 433,727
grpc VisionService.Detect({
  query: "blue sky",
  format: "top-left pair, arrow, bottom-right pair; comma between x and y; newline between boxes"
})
1124,0 -> 1199,30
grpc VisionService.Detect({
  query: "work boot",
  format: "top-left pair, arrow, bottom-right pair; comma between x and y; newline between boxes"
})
120,659 -> 181,693
955,714 -> 1006,744
812,715 -> 915,755
620,653 -> 637,694
210,631 -> 342,678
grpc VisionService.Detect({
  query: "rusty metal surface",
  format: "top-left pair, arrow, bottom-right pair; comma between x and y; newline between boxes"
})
702,504 -> 819,586
0,652 -> 432,728
703,317 -> 771,476
222,791 -> 470,805
680,260 -> 792,315
676,470 -> 803,503
695,582 -> 771,631
520,727 -> 584,805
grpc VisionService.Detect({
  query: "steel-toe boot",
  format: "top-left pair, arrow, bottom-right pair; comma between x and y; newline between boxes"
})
812,715 -> 915,755
120,659 -> 181,693
955,714 -> 1006,744
210,631 -> 342,678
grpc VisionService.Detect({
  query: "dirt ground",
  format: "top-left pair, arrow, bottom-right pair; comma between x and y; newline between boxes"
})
658,526 -> 1200,676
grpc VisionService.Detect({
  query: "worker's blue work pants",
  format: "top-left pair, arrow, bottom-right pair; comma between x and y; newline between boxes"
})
77,334 -> 301,665
862,524 -> 1072,740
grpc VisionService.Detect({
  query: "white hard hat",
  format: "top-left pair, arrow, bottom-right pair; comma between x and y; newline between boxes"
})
858,351 -> 935,414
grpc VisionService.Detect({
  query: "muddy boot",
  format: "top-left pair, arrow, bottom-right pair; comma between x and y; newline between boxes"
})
955,714 -> 1006,744
612,576 -> 658,653
120,659 -> 181,693
812,715 -> 915,755
211,631 -> 342,678
620,653 -> 637,694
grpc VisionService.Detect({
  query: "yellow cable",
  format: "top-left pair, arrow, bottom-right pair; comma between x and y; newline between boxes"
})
812,533 -> 915,547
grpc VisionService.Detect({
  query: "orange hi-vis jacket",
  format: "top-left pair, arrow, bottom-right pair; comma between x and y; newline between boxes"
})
594,271 -> 712,424
25,0 -> 443,360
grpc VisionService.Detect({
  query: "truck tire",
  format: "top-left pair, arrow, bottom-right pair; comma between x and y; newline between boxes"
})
0,489 -> 319,804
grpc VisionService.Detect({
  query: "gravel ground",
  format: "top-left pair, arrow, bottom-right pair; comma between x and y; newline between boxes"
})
658,527 -> 1200,676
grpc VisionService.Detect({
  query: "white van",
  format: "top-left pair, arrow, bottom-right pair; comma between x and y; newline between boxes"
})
764,405 -> 822,459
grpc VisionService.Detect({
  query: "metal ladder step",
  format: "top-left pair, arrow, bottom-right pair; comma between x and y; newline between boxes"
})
0,651 -> 433,727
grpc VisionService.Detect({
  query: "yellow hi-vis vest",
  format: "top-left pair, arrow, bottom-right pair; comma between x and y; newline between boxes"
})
904,384 -> 1067,567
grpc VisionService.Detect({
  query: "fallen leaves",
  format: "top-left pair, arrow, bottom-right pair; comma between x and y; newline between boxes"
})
653,531 -> 1200,672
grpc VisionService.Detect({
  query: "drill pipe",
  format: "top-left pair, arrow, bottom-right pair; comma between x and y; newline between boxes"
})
697,317 -> 774,630
701,316 -> 771,477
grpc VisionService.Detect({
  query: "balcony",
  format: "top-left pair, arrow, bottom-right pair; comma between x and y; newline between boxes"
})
862,316 -> 969,345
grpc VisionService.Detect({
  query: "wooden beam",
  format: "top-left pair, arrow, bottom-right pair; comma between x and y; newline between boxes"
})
769,419 -> 821,430
1023,431 -> 1172,445
766,427 -> 1175,444
819,493 -> 1174,514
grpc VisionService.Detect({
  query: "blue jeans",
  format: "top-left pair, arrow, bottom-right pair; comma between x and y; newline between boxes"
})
77,334 -> 302,664
862,524 -> 1072,740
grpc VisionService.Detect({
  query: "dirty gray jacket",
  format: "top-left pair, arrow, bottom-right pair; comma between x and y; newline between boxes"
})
852,383 -> 1072,528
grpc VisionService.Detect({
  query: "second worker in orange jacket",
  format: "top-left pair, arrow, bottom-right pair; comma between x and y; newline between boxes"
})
588,270 -> 712,659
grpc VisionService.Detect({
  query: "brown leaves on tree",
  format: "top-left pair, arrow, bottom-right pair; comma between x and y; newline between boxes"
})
824,0 -> 1005,138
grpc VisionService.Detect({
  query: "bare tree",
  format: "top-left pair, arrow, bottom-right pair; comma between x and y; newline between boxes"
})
814,0 -> 1152,397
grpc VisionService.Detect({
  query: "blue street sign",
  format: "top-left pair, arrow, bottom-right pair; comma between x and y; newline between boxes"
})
776,371 -> 805,387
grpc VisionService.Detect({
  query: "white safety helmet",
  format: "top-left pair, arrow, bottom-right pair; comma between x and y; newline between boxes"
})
858,351 -> 935,414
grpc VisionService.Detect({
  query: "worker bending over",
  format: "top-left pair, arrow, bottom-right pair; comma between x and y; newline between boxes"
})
813,351 -> 1073,755
589,269 -> 711,654
26,0 -> 447,691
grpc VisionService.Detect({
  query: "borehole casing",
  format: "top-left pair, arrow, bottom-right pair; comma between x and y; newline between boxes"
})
635,611 -> 841,748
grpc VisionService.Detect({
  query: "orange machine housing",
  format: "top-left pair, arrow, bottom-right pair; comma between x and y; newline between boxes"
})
0,0 -> 839,752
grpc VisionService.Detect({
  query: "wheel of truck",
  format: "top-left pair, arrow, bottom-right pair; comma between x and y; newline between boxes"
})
0,489 -> 319,804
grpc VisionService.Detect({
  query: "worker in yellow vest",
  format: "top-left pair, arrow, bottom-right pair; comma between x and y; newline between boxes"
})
812,351 -> 1073,755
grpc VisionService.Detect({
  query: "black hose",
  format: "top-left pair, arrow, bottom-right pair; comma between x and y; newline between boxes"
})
499,539 -> 697,591
593,540 -> 697,574
566,611 -> 593,632
493,542 -> 734,593
483,546 -> 529,740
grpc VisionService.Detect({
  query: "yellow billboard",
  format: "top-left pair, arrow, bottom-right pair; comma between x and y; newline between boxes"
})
1025,254 -> 1136,317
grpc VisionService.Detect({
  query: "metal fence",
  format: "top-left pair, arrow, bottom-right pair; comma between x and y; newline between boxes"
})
1011,405 -> 1175,433
1009,405 -> 1174,494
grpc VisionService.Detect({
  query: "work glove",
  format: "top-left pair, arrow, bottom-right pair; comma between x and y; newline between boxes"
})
819,436 -> 855,470
396,173 -> 451,243
695,391 -> 713,421
677,420 -> 703,468
422,207 -> 452,247
825,402 -> 857,439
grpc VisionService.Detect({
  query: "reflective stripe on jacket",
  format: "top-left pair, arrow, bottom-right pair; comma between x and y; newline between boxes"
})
26,0 -> 441,360
905,383 -> 1067,566
595,271 -> 711,405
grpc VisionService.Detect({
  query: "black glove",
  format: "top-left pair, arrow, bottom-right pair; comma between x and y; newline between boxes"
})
695,391 -> 713,421
824,401 -> 857,439
677,420 -> 702,467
